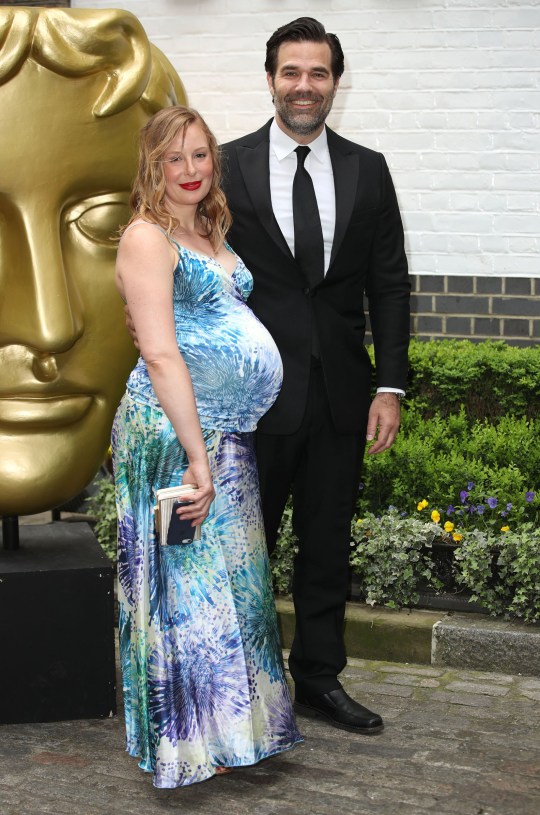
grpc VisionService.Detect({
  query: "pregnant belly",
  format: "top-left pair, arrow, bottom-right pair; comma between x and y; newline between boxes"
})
184,318 -> 283,430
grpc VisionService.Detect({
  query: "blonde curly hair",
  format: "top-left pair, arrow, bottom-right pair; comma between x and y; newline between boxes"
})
127,106 -> 231,252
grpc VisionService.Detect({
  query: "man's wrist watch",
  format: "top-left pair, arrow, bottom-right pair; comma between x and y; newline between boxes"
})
377,390 -> 405,401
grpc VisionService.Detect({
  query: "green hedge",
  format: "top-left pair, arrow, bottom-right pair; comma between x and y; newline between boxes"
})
358,407 -> 539,517
368,339 -> 540,420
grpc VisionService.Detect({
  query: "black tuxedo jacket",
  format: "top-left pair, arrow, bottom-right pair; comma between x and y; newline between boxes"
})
222,120 -> 410,435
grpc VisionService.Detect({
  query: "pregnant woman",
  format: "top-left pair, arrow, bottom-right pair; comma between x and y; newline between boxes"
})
111,105 -> 301,789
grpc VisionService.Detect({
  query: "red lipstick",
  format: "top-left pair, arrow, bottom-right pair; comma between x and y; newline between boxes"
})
180,181 -> 202,191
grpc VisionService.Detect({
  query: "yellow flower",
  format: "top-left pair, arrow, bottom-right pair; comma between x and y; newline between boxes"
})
417,499 -> 428,511
501,525 -> 510,533
452,533 -> 463,542
444,521 -> 454,533
431,510 -> 441,523
356,518 -> 363,525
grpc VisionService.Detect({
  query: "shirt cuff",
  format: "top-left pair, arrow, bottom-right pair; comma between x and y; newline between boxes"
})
376,387 -> 406,397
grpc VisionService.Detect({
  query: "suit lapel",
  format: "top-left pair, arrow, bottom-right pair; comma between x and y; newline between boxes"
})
232,122 -> 360,273
327,127 -> 359,270
235,123 -> 293,261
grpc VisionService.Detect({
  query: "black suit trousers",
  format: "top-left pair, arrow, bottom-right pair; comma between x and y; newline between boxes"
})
255,359 -> 366,693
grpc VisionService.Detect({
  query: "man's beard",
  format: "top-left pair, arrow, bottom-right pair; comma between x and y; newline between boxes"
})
273,92 -> 335,136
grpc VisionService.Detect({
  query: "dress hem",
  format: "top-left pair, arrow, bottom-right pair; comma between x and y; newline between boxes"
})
126,735 -> 304,789
153,736 -> 304,789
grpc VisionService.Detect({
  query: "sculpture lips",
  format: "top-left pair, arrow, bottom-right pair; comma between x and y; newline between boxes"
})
0,395 -> 93,428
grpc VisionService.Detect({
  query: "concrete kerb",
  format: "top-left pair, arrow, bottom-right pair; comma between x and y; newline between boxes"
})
432,612 -> 540,677
275,597 -> 540,678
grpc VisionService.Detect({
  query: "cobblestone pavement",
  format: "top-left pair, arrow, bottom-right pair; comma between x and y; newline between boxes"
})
1,656 -> 539,815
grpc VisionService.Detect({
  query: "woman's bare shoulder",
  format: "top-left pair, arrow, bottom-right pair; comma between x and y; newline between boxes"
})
119,221 -> 173,255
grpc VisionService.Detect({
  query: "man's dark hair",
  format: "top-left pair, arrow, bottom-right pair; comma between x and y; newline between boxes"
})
264,17 -> 345,80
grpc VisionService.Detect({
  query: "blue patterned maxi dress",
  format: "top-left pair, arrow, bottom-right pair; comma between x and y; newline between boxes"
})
111,239 -> 302,788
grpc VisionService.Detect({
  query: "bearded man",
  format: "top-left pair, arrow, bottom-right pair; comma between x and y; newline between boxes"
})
221,17 -> 410,734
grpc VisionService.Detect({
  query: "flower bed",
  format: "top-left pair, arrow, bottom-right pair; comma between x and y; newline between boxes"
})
348,489 -> 540,622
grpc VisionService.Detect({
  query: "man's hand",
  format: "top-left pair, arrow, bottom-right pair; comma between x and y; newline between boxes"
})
124,303 -> 140,350
366,392 -> 401,454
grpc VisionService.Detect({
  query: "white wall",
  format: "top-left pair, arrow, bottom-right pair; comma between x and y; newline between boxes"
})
71,1 -> 540,278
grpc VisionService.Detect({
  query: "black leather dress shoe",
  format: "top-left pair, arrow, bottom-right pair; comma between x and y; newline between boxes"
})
294,687 -> 384,734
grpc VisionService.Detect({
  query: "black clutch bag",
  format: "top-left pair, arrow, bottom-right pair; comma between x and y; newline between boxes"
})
154,484 -> 201,546
166,500 -> 198,545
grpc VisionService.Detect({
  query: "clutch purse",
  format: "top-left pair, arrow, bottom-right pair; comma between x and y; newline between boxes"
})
154,484 -> 201,546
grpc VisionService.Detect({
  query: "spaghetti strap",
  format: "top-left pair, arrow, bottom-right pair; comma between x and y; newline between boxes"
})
124,222 -> 231,260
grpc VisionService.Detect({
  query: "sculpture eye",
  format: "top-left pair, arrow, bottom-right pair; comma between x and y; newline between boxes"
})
65,194 -> 131,246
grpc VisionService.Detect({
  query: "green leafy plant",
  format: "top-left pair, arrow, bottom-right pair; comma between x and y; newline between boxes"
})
349,509 -> 444,609
454,524 -> 540,623
347,510 -> 540,622
86,476 -> 117,564
269,499 -> 297,595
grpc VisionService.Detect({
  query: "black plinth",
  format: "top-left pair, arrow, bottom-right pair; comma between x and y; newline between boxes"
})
0,522 -> 116,724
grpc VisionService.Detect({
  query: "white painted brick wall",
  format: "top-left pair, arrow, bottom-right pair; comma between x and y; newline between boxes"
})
71,0 -> 540,278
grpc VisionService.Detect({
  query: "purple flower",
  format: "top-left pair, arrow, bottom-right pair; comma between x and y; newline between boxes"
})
487,497 -> 498,509
446,505 -> 455,516
476,505 -> 485,515
467,482 -> 475,490
469,505 -> 477,514
459,490 -> 469,503
358,482 -> 365,492
401,511 -> 408,517
526,491 -> 535,503
506,503 -> 513,512
500,511 -> 508,517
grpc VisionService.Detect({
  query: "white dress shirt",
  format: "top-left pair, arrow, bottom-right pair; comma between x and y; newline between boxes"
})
269,119 -> 335,274
268,118 -> 404,398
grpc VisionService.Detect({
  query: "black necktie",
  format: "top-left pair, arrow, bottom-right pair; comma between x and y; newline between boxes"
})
293,146 -> 324,288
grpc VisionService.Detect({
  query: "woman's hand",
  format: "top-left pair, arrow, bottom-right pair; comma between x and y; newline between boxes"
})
178,460 -> 215,527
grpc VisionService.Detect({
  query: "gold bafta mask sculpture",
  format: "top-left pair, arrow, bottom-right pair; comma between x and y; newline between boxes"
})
0,8 -> 186,515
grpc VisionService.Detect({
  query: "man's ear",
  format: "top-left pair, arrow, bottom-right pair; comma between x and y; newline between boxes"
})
266,72 -> 275,99
333,77 -> 340,97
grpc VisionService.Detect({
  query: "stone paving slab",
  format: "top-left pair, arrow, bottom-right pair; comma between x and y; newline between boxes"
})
1,655 -> 539,815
